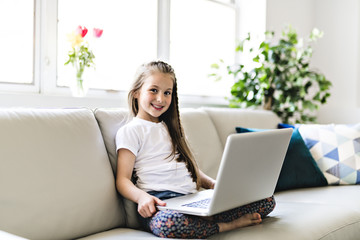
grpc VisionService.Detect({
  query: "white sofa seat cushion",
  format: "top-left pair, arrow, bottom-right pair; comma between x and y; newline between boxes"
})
0,109 -> 125,240
77,228 -> 159,240
275,185 -> 360,210
80,186 -> 360,240
211,186 -> 360,240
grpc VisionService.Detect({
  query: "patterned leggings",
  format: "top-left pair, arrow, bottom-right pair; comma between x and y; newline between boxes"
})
140,191 -> 276,239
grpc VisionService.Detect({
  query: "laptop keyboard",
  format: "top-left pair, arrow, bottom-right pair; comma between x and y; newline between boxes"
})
182,198 -> 211,209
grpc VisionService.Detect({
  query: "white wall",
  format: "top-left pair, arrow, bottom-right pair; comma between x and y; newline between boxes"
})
313,0 -> 360,123
266,0 -> 315,38
266,0 -> 360,124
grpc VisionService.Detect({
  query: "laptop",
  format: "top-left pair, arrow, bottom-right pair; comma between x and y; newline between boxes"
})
157,128 -> 292,216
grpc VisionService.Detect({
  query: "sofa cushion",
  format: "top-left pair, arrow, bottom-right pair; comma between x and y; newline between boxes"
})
203,107 -> 280,147
93,108 -> 141,229
77,228 -> 159,239
94,108 -> 224,229
79,186 -> 360,240
94,108 -> 224,179
180,109 -> 223,179
94,108 -> 130,174
0,109 -> 125,240
236,127 -> 328,191
298,123 -> 360,185
213,186 -> 360,240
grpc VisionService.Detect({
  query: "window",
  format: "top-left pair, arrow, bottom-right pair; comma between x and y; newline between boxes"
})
57,0 -> 235,97
1,0 -> 263,107
0,0 -> 35,85
170,0 -> 235,97
57,0 -> 157,92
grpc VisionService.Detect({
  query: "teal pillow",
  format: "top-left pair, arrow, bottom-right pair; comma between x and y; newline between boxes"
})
236,127 -> 328,191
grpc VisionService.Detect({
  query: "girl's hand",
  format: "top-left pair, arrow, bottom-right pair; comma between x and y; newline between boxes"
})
209,179 -> 216,189
199,170 -> 216,189
137,192 -> 166,218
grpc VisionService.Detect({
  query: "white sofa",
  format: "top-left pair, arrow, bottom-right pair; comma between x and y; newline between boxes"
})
0,107 -> 359,240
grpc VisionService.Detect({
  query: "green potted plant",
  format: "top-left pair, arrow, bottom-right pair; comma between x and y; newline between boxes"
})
210,25 -> 332,124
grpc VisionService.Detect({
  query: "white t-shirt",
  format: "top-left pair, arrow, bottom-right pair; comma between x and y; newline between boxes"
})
116,117 -> 197,194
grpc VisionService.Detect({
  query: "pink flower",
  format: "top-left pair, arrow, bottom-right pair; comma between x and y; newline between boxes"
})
93,28 -> 103,38
76,26 -> 88,38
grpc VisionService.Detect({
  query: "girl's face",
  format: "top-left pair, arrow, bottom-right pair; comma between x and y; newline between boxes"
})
135,72 -> 173,123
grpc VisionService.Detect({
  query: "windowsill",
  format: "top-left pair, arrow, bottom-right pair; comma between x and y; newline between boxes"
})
0,90 -> 229,109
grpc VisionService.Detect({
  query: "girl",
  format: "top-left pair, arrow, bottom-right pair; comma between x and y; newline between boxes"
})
116,61 -> 275,239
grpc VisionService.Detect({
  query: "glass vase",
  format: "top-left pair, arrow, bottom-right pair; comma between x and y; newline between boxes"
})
70,76 -> 89,97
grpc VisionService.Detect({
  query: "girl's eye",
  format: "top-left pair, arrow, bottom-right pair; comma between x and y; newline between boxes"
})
150,89 -> 158,93
165,91 -> 172,96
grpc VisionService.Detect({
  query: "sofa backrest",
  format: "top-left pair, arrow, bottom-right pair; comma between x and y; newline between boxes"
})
94,107 -> 280,230
182,107 -> 280,178
93,108 -> 140,229
0,109 -> 126,240
202,107 -> 281,147
94,108 -> 131,175
94,108 -> 226,229
180,108 -> 223,179
0,107 -> 280,238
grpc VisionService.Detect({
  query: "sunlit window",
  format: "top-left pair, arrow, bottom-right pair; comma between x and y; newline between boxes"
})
170,0 -> 235,97
0,0 -> 34,84
57,0 -> 158,91
0,0 -> 257,103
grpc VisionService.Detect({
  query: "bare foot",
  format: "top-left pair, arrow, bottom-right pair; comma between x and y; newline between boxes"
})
218,213 -> 262,232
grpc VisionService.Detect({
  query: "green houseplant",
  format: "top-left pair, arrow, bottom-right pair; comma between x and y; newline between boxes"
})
210,26 -> 332,124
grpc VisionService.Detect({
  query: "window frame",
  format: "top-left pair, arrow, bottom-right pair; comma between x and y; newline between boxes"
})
0,0 -> 40,93
0,0 -> 241,108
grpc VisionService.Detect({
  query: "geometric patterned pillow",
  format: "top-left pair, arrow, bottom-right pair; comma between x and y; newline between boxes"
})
298,123 -> 360,185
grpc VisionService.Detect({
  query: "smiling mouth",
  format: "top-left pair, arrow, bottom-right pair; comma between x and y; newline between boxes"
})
151,104 -> 164,111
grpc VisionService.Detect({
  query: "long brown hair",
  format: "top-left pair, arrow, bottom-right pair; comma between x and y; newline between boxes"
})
128,61 -> 200,189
